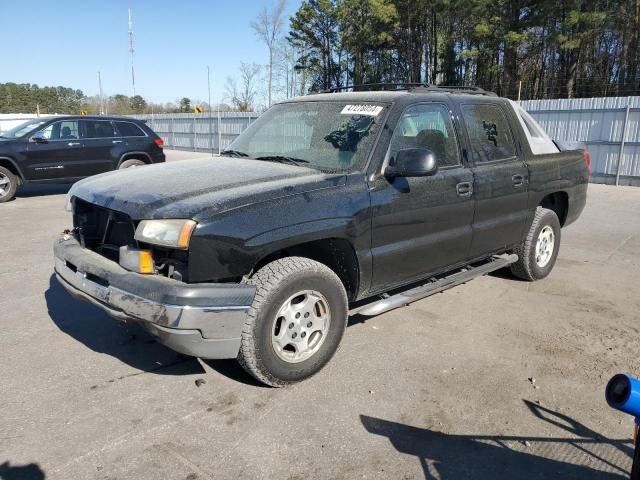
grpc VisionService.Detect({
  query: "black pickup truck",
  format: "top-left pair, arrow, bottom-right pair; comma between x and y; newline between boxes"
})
53,86 -> 589,386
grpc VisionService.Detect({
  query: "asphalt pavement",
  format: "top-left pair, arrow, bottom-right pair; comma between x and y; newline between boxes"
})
1,151 -> 639,479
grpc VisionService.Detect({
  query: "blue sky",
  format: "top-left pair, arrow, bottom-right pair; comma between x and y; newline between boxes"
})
0,0 -> 301,104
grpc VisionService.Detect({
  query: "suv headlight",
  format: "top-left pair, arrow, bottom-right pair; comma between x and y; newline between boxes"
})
134,219 -> 197,250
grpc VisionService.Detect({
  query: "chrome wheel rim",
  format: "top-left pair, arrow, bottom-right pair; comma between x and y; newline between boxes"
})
271,290 -> 331,363
535,225 -> 555,267
0,172 -> 11,199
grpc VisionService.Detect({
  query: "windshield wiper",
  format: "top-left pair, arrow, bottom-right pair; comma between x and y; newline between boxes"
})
254,155 -> 310,167
221,149 -> 250,158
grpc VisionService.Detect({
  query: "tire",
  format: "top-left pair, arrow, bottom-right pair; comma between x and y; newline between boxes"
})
0,167 -> 18,203
119,159 -> 146,169
238,257 -> 349,387
510,207 -> 561,281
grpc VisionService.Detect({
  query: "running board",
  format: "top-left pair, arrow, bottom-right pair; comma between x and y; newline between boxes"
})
352,253 -> 518,317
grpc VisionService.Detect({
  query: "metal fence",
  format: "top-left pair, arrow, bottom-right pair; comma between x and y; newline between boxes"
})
522,96 -> 640,186
132,112 -> 259,153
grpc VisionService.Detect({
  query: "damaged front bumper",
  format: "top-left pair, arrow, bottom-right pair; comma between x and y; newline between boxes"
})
53,235 -> 255,359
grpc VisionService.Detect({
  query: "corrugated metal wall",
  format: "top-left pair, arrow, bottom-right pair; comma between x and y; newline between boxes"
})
132,112 -> 259,153
522,96 -> 640,185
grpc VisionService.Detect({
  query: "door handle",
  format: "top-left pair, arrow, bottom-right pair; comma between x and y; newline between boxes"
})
112,140 -> 123,144
512,174 -> 526,187
456,182 -> 473,197
67,142 -> 81,146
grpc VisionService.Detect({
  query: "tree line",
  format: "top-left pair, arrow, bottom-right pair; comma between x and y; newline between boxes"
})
284,0 -> 640,99
0,83 -> 234,115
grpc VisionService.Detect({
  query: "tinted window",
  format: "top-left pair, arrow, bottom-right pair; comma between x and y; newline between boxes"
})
38,120 -> 79,140
390,103 -> 460,167
82,120 -> 116,138
116,121 -> 145,137
461,104 -> 516,162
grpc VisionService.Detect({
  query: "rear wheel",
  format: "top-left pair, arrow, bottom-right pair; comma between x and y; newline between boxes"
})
0,167 -> 17,203
238,257 -> 348,387
119,159 -> 146,169
511,207 -> 561,281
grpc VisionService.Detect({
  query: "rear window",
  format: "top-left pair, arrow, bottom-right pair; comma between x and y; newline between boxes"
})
116,122 -> 146,137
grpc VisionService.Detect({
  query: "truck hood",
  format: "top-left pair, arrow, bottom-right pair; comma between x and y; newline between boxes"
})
69,156 -> 346,220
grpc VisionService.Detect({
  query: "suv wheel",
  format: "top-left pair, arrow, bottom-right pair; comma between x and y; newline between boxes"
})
0,167 -> 17,203
511,207 -> 561,281
119,159 -> 146,169
238,257 -> 348,387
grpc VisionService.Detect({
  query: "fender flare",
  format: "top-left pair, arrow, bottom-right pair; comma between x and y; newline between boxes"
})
0,156 -> 25,181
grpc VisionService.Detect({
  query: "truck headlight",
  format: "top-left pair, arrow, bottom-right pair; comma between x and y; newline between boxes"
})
134,219 -> 197,250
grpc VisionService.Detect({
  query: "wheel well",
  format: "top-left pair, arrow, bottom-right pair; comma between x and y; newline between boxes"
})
0,158 -> 22,183
253,238 -> 360,301
540,191 -> 568,226
119,153 -> 151,166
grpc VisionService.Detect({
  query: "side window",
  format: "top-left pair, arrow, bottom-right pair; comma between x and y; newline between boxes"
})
390,104 -> 460,167
116,121 -> 146,137
38,120 -> 79,140
461,104 -> 516,162
82,120 -> 116,139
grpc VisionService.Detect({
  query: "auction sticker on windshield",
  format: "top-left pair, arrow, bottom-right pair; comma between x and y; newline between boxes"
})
341,105 -> 384,116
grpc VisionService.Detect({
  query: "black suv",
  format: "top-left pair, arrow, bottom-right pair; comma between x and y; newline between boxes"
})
0,115 -> 165,203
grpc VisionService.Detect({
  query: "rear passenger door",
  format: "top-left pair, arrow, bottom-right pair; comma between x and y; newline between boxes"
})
460,102 -> 529,257
80,120 -> 120,175
115,120 -> 150,153
369,102 -> 475,291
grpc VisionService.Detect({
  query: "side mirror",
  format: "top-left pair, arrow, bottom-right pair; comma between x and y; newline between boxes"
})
29,136 -> 47,144
385,148 -> 438,178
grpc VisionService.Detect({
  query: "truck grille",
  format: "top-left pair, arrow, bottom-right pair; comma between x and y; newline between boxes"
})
73,199 -> 137,262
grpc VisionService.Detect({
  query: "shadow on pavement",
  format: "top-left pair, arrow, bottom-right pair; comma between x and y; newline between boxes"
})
202,359 -> 269,388
361,400 -> 632,479
0,461 -> 45,480
16,182 -> 73,198
45,275 -> 205,376
45,275 -> 267,385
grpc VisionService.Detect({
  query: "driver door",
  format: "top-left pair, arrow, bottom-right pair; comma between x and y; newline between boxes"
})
26,120 -> 85,180
368,103 -> 475,292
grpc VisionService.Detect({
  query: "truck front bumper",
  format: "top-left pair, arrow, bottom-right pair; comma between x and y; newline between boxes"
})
53,235 -> 255,359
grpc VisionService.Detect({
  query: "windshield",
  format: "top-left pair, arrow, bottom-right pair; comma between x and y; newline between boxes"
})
1,119 -> 49,139
224,101 -> 387,173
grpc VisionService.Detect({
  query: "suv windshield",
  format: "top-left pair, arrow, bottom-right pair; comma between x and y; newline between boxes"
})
224,101 -> 387,173
0,118 -> 49,139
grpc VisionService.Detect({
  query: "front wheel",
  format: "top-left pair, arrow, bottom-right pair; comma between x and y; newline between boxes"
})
238,257 -> 348,387
511,207 -> 561,281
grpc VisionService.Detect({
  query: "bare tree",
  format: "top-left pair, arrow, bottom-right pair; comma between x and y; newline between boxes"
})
250,0 -> 286,107
225,62 -> 261,112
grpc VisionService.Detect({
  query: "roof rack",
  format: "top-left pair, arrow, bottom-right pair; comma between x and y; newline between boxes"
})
323,83 -> 428,93
321,83 -> 496,96
413,85 -> 497,96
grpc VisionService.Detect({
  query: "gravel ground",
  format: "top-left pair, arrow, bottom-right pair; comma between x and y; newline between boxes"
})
1,152 -> 639,479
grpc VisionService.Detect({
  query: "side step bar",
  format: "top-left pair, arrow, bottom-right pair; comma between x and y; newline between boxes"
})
352,253 -> 518,317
